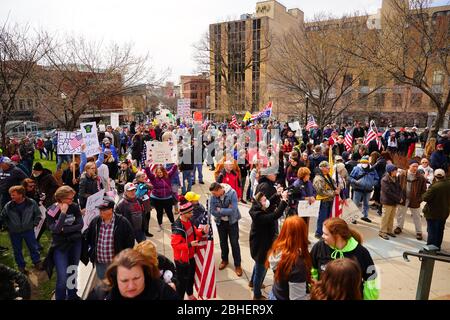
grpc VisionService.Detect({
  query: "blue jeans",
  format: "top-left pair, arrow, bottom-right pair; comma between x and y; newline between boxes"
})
251,263 -> 267,298
353,191 -> 371,218
9,230 -> 41,269
95,262 -> 109,280
217,221 -> 241,266
426,219 -> 446,249
54,239 -> 82,300
269,290 -> 277,300
192,164 -> 203,183
181,170 -> 193,194
316,200 -> 333,236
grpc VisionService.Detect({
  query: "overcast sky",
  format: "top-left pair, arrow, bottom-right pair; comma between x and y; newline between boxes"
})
1,0 -> 448,83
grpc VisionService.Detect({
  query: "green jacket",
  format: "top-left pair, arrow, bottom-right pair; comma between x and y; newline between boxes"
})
422,178 -> 450,221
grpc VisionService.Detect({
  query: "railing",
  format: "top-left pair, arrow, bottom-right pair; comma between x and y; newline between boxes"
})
403,245 -> 450,300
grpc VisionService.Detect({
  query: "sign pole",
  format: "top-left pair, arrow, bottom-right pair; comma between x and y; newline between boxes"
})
72,154 -> 76,180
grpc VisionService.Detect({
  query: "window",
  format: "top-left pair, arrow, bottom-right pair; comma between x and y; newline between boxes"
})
343,74 -> 353,87
191,93 -> 197,100
410,93 -> 422,108
432,70 -> 445,93
358,93 -> 368,107
392,93 -> 403,107
374,93 -> 385,107
359,79 -> 369,87
19,99 -> 25,111
28,99 -> 34,110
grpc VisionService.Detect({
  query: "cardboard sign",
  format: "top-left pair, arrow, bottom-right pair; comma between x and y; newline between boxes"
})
177,99 -> 191,118
298,200 -> 321,217
340,200 -> 363,224
146,141 -> 178,164
57,131 -> 82,155
111,113 -> 119,129
82,189 -> 105,232
289,121 -> 301,131
80,122 -> 100,158
34,205 -> 47,238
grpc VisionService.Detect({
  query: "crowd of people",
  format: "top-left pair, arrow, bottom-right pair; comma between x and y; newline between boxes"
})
0,117 -> 449,300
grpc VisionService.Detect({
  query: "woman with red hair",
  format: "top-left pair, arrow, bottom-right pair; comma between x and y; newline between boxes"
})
266,216 -> 311,300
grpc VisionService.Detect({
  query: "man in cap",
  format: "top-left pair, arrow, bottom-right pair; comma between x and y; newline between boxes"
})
0,157 -> 28,208
422,169 -> 450,249
430,144 -> 448,172
313,161 -> 340,237
115,182 -> 146,242
379,164 -> 403,240
11,154 -> 30,177
82,196 -> 135,280
349,156 -> 379,223
394,160 -> 427,240
102,137 -> 119,163
31,162 -> 60,208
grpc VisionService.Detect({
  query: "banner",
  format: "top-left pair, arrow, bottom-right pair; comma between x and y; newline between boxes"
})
111,113 -> 119,129
298,200 -> 321,217
146,141 -> 178,164
57,131 -> 82,155
80,122 -> 100,158
82,189 -> 105,232
177,99 -> 191,118
34,205 -> 47,238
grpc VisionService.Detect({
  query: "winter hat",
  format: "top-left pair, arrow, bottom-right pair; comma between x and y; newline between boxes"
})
33,162 -> 44,171
386,164 -> 397,174
341,151 -> 350,162
179,202 -> 193,215
360,156 -> 370,164
408,159 -> 419,166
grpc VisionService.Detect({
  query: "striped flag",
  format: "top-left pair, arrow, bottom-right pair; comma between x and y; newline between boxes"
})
194,197 -> 216,299
69,134 -> 83,149
344,129 -> 354,152
250,101 -> 273,121
229,115 -> 239,129
305,115 -> 319,130
364,120 -> 378,147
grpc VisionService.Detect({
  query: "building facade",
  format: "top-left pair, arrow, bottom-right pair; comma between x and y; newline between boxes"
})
180,74 -> 210,113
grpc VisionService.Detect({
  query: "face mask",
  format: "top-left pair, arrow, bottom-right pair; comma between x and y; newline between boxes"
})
263,199 -> 270,209
361,164 -> 369,169
33,173 -> 40,177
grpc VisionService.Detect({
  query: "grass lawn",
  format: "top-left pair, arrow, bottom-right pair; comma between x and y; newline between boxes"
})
33,150 -> 58,173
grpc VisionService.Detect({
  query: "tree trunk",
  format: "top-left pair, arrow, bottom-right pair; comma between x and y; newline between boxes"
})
1,121 -> 6,152
429,107 -> 446,140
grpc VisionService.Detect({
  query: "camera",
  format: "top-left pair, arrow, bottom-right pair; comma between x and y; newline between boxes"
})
286,184 -> 304,202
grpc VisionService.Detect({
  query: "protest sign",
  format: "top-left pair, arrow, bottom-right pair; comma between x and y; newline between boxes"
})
146,141 -> 178,164
177,99 -> 191,118
98,124 -> 106,132
34,205 -> 47,238
340,200 -> 363,224
80,122 -> 100,158
298,200 -> 320,217
289,121 -> 301,131
57,131 -> 82,155
111,113 -> 119,129
82,189 -> 105,232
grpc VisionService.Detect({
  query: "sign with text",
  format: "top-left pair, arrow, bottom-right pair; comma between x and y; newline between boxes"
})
340,200 -> 363,224
146,141 -> 178,164
82,189 -> 105,232
111,113 -> 119,129
177,99 -> 191,118
298,200 -> 320,217
80,122 -> 100,158
289,121 -> 301,132
57,131 -> 83,155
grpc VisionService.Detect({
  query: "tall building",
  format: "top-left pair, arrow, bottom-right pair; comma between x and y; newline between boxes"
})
180,74 -> 210,113
209,0 -> 450,127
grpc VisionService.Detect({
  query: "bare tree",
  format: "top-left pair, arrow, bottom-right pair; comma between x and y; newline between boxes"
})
345,0 -> 450,139
32,36 -> 159,130
194,20 -> 271,115
0,22 -> 50,148
269,14 -> 379,128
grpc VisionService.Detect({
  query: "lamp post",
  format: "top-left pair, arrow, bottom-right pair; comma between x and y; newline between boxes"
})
305,95 -> 309,127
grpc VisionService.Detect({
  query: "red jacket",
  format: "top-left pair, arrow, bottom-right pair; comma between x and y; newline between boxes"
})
171,218 -> 205,263
217,169 -> 242,199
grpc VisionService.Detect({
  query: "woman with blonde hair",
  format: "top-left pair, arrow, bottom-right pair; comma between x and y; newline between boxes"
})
78,161 -> 103,210
266,216 -> 311,300
424,137 -> 436,158
310,218 -> 378,300
310,258 -> 363,300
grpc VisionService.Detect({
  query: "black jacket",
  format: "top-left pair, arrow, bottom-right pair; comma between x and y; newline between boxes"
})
81,214 -> 135,265
78,173 -> 102,209
249,199 -> 287,263
32,168 -> 60,208
0,165 -> 28,206
380,174 -> 403,206
0,198 -> 41,234
46,203 -> 83,250
0,263 -> 31,300
255,176 -> 280,213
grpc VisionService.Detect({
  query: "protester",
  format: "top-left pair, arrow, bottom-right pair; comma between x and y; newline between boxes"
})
116,160 -> 135,194
78,162 -> 103,210
419,157 -> 434,186
209,182 -> 242,276
134,171 -> 153,237
310,218 -> 378,300
217,160 -> 242,201
267,216 -> 311,300
249,190 -> 288,300
0,156 -> 28,208
62,162 -> 80,202
379,164 -> 403,240
32,162 -> 60,208
82,196 -> 135,280
115,183 -> 146,243
430,144 -> 448,171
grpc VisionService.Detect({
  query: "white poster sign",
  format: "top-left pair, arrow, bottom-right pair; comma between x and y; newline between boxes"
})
82,189 -> 105,232
80,122 -> 100,158
34,205 -> 47,238
289,121 -> 301,131
98,124 -> 106,132
177,99 -> 191,118
340,200 -> 363,224
146,141 -> 178,164
298,200 -> 321,217
57,131 -> 82,155
111,113 -> 119,129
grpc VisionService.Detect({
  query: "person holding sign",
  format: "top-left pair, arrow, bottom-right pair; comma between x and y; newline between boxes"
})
79,162 -> 103,210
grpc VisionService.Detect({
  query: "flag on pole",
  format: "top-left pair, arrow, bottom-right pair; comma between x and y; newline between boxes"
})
305,115 -> 319,130
229,115 -> 240,129
364,120 -> 378,147
69,134 -> 83,149
344,129 -> 354,152
194,197 -> 216,299
250,101 -> 273,121
329,147 -> 343,218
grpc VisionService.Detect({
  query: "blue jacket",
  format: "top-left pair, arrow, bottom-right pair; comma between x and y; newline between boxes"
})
80,151 -> 104,174
430,150 -> 448,171
349,165 -> 379,193
209,184 -> 241,226
102,144 -> 119,163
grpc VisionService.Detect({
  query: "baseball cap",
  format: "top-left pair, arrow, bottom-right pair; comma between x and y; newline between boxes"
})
185,191 -> 200,202
434,169 -> 446,178
103,138 -> 111,144
124,182 -> 137,192
335,155 -> 343,162
319,161 -> 330,168
96,197 -> 115,210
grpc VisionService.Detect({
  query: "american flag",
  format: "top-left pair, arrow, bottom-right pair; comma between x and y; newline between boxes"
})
69,134 -> 83,149
250,101 -> 273,121
364,120 -> 379,148
305,115 -> 319,130
229,115 -> 239,130
344,129 -> 354,152
194,197 -> 216,299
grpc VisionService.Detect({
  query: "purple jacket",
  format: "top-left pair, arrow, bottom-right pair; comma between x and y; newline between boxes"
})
285,165 -> 300,186
145,165 -> 178,199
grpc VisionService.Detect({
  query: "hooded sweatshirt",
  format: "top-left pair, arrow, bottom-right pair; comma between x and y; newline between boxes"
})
310,237 -> 379,300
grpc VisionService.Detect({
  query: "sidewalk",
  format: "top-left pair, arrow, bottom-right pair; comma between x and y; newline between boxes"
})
125,166 -> 450,300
